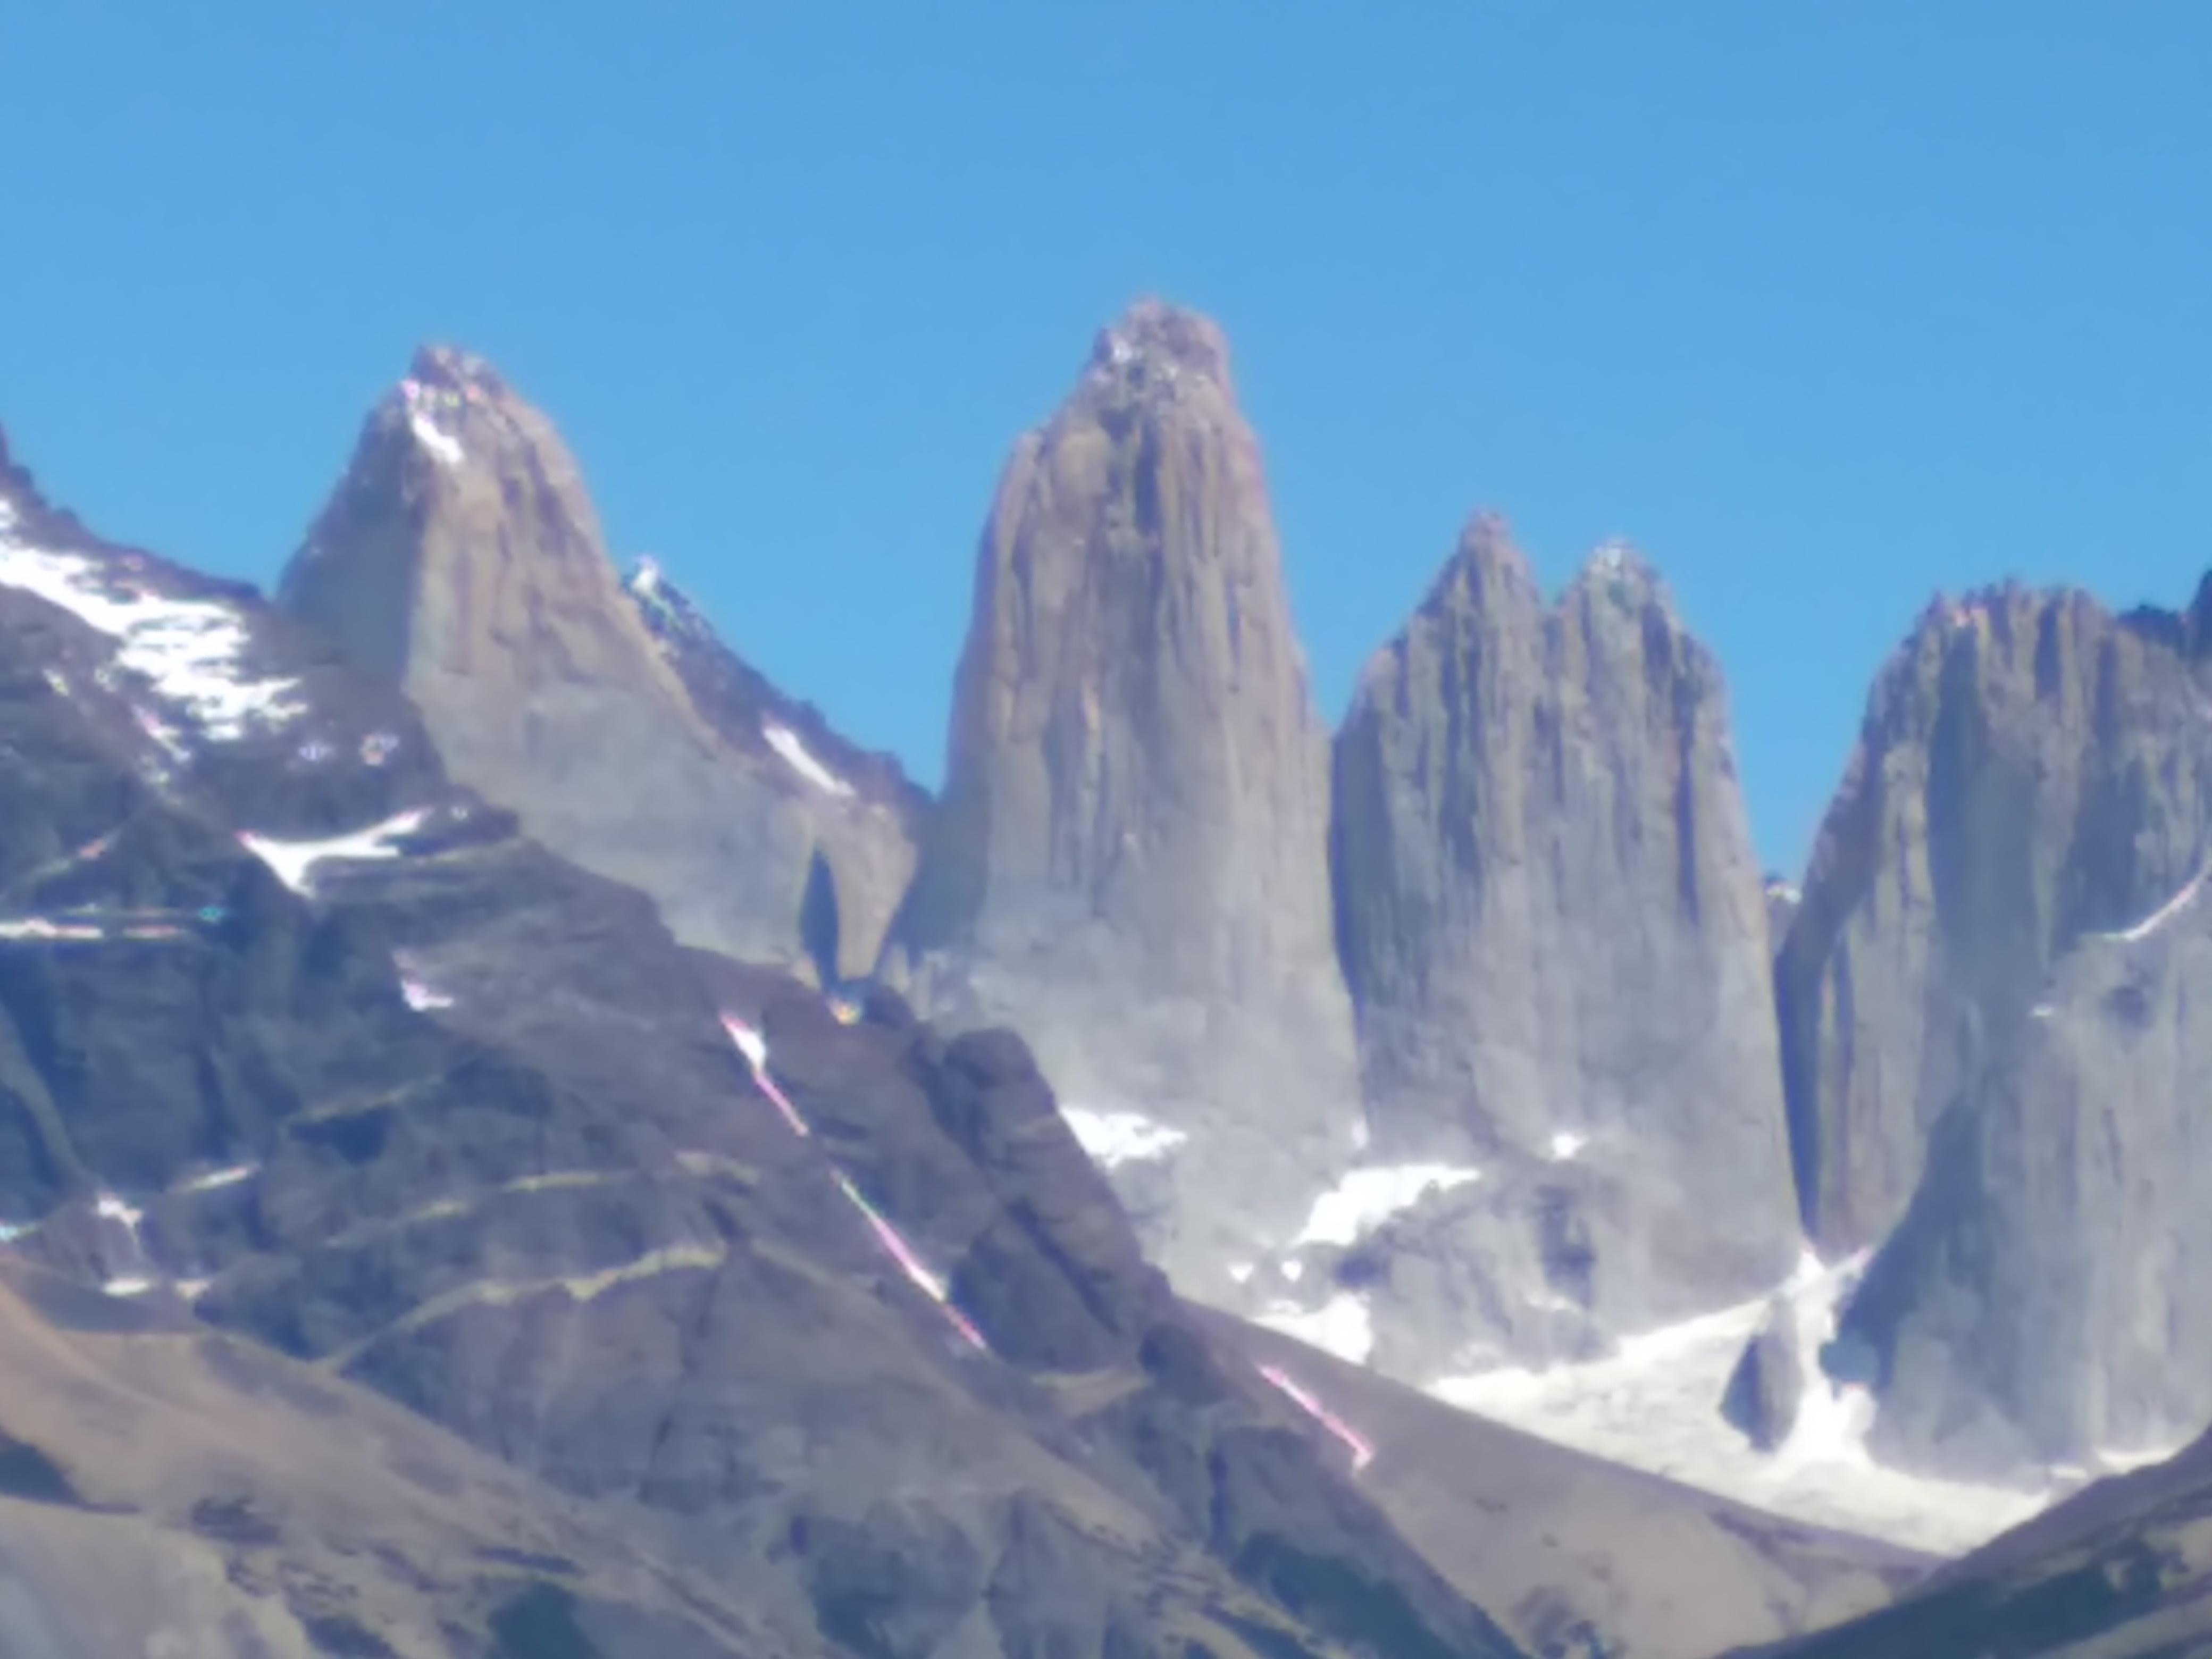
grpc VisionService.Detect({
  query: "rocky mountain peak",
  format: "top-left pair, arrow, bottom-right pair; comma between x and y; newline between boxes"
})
278,352 -> 923,981
1332,523 -> 1798,1372
887,300 -> 1361,1303
1084,296 -> 1233,397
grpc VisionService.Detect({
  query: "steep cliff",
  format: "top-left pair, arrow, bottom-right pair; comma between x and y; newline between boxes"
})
1778,583 -> 2212,1253
276,346 -> 921,981
885,300 -> 1363,1299
1782,579 -> 2212,1477
1329,518 -> 1799,1369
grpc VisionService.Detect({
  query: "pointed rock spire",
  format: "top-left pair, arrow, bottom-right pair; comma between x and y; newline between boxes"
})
887,299 -> 1361,1297
278,348 -> 919,978
1330,516 -> 1799,1361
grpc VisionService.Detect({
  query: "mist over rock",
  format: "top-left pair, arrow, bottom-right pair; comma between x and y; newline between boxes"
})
1330,517 -> 1799,1362
276,345 -> 921,981
884,300 -> 1362,1297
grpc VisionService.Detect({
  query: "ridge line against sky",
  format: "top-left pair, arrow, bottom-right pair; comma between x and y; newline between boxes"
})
2,2 -> 2207,871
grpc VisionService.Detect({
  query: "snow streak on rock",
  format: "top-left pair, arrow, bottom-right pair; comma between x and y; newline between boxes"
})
0,504 -> 305,742
1291,1164 -> 1481,1249
762,722 -> 856,797
1059,1105 -> 1188,1168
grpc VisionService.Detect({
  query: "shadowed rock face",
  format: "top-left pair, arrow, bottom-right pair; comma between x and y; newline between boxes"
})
1330,518 -> 1799,1368
276,346 -> 921,981
1782,579 -> 2212,1478
885,300 -> 1362,1300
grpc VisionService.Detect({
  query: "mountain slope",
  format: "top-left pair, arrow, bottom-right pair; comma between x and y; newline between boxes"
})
1742,1426 -> 2212,1658
0,426 -> 1528,1659
885,300 -> 1363,1303
274,346 -> 921,982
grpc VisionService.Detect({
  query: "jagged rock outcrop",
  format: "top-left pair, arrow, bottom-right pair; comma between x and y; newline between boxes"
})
275,346 -> 920,981
1783,579 -> 2212,1477
1778,582 -> 2212,1255
1329,516 -> 1799,1364
884,300 -> 1362,1299
1722,1297 -> 1807,1453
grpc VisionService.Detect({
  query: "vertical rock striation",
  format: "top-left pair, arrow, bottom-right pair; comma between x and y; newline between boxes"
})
1794,577 -> 2212,1476
885,300 -> 1362,1297
277,346 -> 921,979
1777,583 -> 2212,1256
1329,518 -> 1799,1365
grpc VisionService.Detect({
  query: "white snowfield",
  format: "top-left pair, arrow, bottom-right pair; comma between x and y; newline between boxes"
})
761,721 -> 856,797
1428,1249 -> 2072,1555
1256,1291 -> 1376,1366
1291,1163 -> 1482,1249
0,504 -> 305,742
237,809 -> 432,895
1059,1105 -> 1188,1168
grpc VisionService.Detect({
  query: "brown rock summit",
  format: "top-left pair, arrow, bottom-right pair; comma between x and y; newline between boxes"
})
887,299 -> 1363,1296
278,345 -> 920,978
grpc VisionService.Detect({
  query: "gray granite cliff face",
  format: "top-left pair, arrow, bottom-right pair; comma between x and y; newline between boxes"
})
276,346 -> 921,981
1784,579 -> 2212,1477
1778,584 -> 2212,1256
884,300 -> 1362,1300
1328,518 -> 1799,1366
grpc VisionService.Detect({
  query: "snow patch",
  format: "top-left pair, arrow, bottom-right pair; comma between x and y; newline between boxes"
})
0,538 -> 305,743
175,1163 -> 257,1195
763,722 -> 856,797
1256,1292 -> 1373,1366
401,976 -> 455,1011
1060,1105 -> 1187,1168
2101,862 -> 2210,944
1292,1163 -> 1481,1249
1227,1262 -> 1254,1285
237,808 -> 431,895
102,1276 -> 156,1298
1547,1131 -> 1588,1162
1430,1249 -> 2051,1554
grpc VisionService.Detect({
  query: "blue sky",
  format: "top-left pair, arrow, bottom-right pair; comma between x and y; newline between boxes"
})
3,4 -> 2206,870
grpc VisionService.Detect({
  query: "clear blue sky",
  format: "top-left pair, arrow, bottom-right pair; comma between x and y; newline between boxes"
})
3,4 -> 2207,871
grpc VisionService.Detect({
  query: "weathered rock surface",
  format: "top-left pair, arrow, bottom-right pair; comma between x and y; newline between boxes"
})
1783,579 -> 2212,1478
275,346 -> 921,982
885,301 -> 1362,1300
1330,516 -> 1799,1361
1776,583 -> 2212,1255
1722,1297 -> 1807,1454
2,439 -> 1532,1659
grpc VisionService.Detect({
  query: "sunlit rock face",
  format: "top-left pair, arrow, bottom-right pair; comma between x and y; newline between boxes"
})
278,346 -> 922,981
885,300 -> 1364,1301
